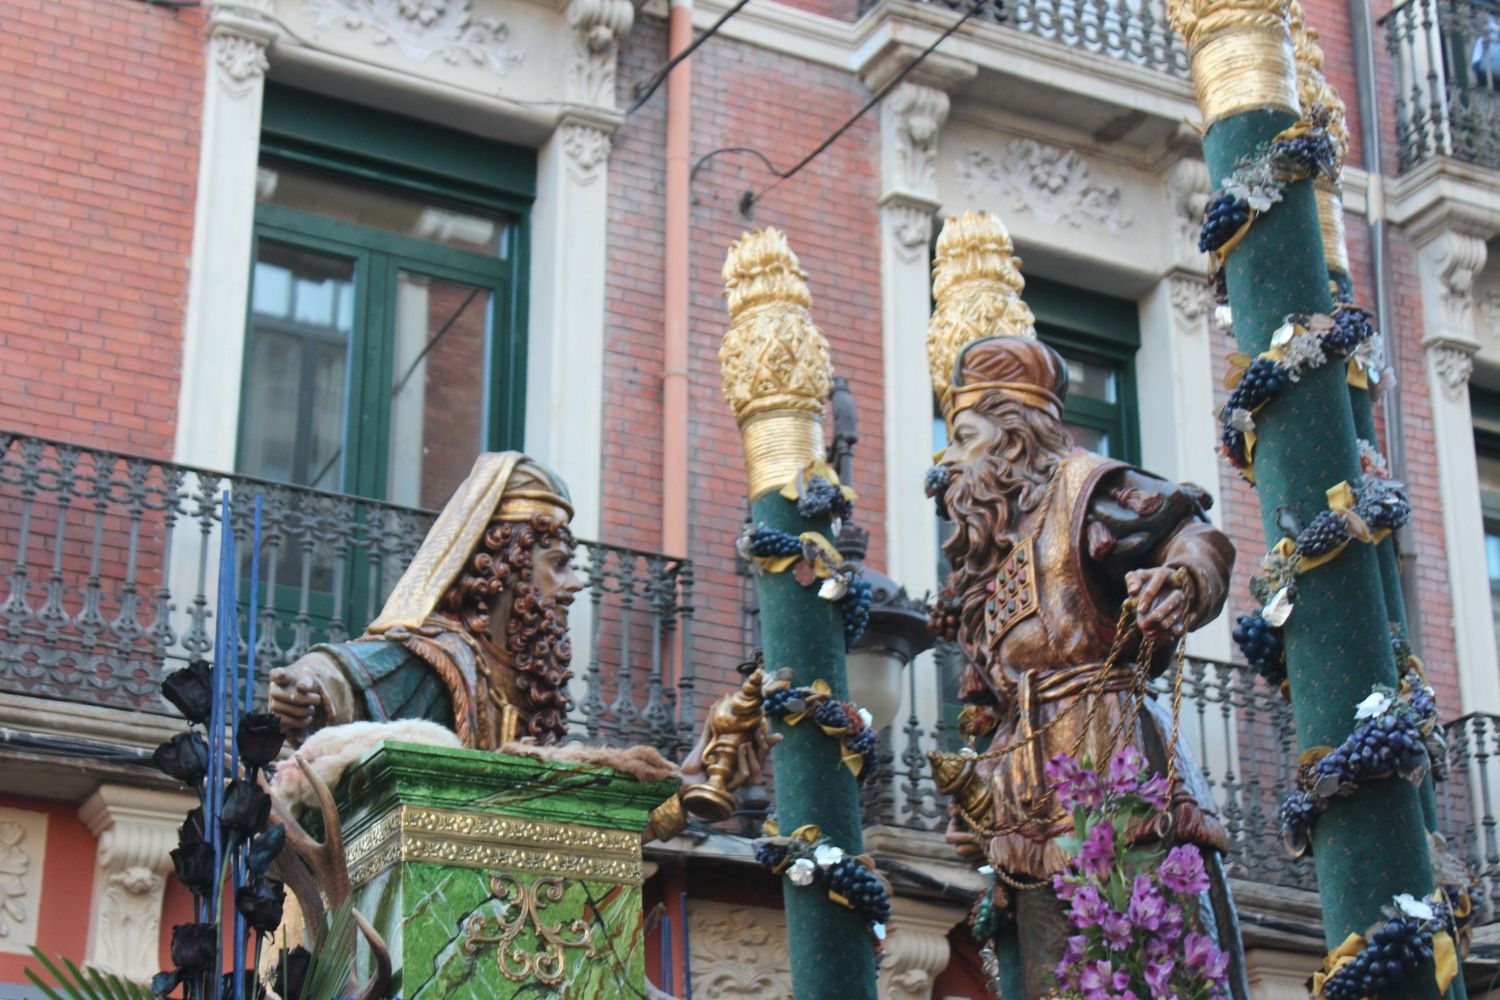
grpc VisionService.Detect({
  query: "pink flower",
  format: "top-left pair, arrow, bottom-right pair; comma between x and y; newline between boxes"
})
1157,844 -> 1210,895
1068,884 -> 1110,929
1079,820 -> 1116,879
1144,958 -> 1176,998
1047,754 -> 1103,810
1100,909 -> 1132,951
1127,875 -> 1166,931
1106,746 -> 1146,793
1184,932 -> 1229,984
1140,773 -> 1171,810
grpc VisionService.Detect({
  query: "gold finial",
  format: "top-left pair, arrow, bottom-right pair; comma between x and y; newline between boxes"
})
719,228 -> 834,499
1168,0 -> 1299,126
926,212 -> 1036,406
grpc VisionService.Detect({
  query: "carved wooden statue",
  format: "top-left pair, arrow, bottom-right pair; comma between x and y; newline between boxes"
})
926,213 -> 1238,994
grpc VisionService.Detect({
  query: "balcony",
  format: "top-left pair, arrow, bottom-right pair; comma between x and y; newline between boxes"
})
1384,0 -> 1500,172
0,432 -> 697,753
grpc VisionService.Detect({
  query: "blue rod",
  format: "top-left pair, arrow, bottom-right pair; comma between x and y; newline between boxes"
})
661,915 -> 674,995
231,497 -> 262,1000
680,890 -> 693,1000
209,491 -> 237,994
242,496 -> 263,718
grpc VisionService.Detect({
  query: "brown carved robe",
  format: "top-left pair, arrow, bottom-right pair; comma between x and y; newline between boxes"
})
959,450 -> 1235,879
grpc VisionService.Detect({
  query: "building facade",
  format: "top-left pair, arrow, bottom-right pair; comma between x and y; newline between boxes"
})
2,0 -> 1499,994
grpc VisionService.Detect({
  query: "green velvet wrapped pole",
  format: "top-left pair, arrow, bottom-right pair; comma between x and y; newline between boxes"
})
750,493 -> 879,999
1203,109 -> 1438,984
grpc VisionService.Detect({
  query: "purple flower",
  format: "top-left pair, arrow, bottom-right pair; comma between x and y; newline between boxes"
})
1184,932 -> 1229,984
1158,903 -> 1185,945
1118,992 -> 1142,1000
1053,872 -> 1080,901
1079,820 -> 1116,879
1127,875 -> 1166,931
1100,909 -> 1132,951
1055,934 -> 1089,983
1047,754 -> 1103,810
1145,958 -> 1176,998
1145,936 -> 1172,963
1140,773 -> 1171,810
1106,746 -> 1146,793
1068,884 -> 1110,929
1079,959 -> 1130,998
1158,844 -> 1210,895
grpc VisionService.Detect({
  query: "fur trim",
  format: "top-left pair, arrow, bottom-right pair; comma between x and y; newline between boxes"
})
499,741 -> 680,784
271,720 -> 462,809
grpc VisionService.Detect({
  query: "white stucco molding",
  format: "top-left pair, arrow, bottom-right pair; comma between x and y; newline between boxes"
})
78,786 -> 198,982
877,895 -> 967,1000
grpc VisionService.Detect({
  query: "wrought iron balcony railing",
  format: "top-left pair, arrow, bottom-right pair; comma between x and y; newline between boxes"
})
0,432 -> 696,754
867,642 -> 1500,919
1384,0 -> 1500,171
871,0 -> 1191,79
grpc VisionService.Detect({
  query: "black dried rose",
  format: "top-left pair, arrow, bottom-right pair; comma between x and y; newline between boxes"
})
179,806 -> 206,846
150,969 -> 182,997
170,921 -> 217,971
235,875 -> 286,933
162,659 -> 214,724
170,841 -> 216,898
153,732 -> 209,785
236,712 -> 285,768
247,824 -> 285,876
272,946 -> 311,1000
219,779 -> 271,836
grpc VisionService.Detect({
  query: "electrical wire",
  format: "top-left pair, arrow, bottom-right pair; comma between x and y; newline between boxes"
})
689,0 -> 986,211
626,0 -> 755,116
0,727 -> 158,765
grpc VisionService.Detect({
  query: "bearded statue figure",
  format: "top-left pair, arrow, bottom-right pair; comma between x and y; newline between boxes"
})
926,214 -> 1241,995
269,453 -> 581,749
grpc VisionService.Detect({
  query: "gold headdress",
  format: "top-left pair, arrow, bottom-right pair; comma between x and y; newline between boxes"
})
1167,0 -> 1298,126
926,212 -> 1047,422
366,452 -> 573,633
719,228 -> 834,500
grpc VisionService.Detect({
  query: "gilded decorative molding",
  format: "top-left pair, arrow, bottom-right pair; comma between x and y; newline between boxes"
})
884,83 -> 950,199
345,805 -> 645,886
956,142 -> 1132,237
719,229 -> 833,499
926,211 -> 1036,406
560,121 -> 612,184
566,0 -> 634,106
305,0 -> 523,75
687,902 -> 792,999
0,821 -> 33,941
1166,0 -> 1298,124
463,874 -> 598,985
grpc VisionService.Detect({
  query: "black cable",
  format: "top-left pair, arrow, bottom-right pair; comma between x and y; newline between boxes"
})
0,727 -> 158,765
133,0 -> 204,8
626,0 -> 755,116
710,0 -> 986,211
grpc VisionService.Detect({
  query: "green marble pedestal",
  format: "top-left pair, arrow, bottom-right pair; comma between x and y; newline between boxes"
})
336,742 -> 679,999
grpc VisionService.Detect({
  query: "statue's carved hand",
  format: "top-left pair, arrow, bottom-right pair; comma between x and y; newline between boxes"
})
681,719 -> 781,794
945,815 -> 986,864
1126,566 -> 1191,642
268,667 -> 327,740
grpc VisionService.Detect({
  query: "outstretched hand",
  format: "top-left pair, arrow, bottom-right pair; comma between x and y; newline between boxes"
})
1126,566 -> 1190,643
268,667 -> 326,739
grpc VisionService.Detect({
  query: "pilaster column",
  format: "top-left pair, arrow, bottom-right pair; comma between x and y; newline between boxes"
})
173,0 -> 274,469
1416,229 -> 1499,713
876,895 -> 965,1000
78,786 -> 197,981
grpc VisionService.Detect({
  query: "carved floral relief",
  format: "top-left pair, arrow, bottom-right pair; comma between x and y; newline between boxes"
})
0,809 -> 45,952
305,0 -> 523,75
956,139 -> 1133,236
687,901 -> 792,998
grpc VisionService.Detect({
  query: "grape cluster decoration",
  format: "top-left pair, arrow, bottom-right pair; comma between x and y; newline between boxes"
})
925,464 -> 954,520
796,474 -> 855,523
1278,674 -> 1443,858
1312,892 -> 1468,1000
761,669 -> 881,783
755,825 -> 892,945
737,524 -> 870,649
1231,612 -> 1286,687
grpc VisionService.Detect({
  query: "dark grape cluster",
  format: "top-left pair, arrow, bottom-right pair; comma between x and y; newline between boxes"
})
1326,307 -> 1377,356
1232,613 -> 1286,685
1356,485 -> 1412,532
797,476 -> 854,522
1313,709 -> 1428,784
1274,131 -> 1337,179
846,726 -> 880,781
1278,790 -> 1319,847
1296,509 -> 1351,558
1321,916 -> 1434,1000
825,856 -> 892,925
1221,425 -> 1250,468
842,574 -> 872,649
925,465 -> 953,520
1199,191 -> 1253,253
1226,358 -> 1288,414
928,591 -> 961,642
747,525 -> 803,558
813,697 -> 851,730
1407,683 -> 1437,725
754,841 -> 789,871
763,686 -> 803,718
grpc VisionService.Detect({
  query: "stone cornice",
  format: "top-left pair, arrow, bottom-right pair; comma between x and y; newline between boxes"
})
1387,156 -> 1500,247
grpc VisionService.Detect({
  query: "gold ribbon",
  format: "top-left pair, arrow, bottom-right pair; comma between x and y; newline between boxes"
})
766,678 -> 868,779
751,531 -> 844,576
777,459 -> 857,507
1191,24 -> 1299,126
1298,481 -> 1387,571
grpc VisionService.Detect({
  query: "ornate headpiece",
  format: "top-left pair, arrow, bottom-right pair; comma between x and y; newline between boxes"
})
926,212 -> 1045,421
719,228 -> 834,499
367,452 -> 573,633
1167,0 -> 1298,126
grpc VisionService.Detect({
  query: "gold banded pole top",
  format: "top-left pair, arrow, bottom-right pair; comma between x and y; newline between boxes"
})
719,228 -> 834,500
1167,0 -> 1300,126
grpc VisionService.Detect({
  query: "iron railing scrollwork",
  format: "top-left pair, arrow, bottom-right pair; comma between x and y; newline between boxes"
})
1383,0 -> 1500,171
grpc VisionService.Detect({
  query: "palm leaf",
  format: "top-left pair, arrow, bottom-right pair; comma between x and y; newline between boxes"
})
299,901 -> 357,1000
24,949 -> 87,1000
25,948 -> 156,1000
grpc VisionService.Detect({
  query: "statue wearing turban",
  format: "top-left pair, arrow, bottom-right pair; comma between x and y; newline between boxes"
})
268,453 -> 582,749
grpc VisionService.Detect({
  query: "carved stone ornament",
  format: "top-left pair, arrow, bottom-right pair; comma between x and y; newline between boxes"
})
1169,274 -> 1211,329
956,141 -> 1133,237
884,199 -> 936,264
560,122 -> 612,184
687,901 -> 792,999
1429,342 -> 1476,401
0,808 -> 47,954
566,0 -> 634,106
305,0 -> 523,75
885,83 -> 951,199
211,32 -> 270,88
1420,230 -> 1488,342
1166,157 -> 1210,254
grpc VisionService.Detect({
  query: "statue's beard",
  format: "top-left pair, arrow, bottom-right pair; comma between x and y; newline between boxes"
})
505,585 -> 574,744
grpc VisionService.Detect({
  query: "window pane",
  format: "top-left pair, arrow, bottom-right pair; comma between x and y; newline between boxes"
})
257,161 -> 510,257
240,242 -> 353,491
1061,352 -> 1117,404
1068,424 -> 1109,455
386,271 -> 491,509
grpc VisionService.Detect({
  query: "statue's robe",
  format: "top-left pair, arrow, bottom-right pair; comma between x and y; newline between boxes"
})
959,449 -> 1235,879
309,612 -> 526,750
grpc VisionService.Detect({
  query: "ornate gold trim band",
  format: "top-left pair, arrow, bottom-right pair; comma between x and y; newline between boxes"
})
740,410 -> 825,501
1316,181 -> 1349,278
345,804 -> 646,887
1191,28 -> 1299,125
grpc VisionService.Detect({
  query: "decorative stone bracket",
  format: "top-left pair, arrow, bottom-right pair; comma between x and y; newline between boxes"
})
877,895 -> 966,1000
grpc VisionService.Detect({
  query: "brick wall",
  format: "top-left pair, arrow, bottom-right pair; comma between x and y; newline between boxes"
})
0,0 -> 201,459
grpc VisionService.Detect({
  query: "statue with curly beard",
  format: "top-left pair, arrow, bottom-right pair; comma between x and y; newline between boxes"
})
926,213 -> 1241,995
269,453 -> 581,748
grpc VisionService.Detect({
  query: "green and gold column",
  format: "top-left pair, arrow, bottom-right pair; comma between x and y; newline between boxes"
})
1168,0 -> 1440,991
719,229 -> 879,1000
